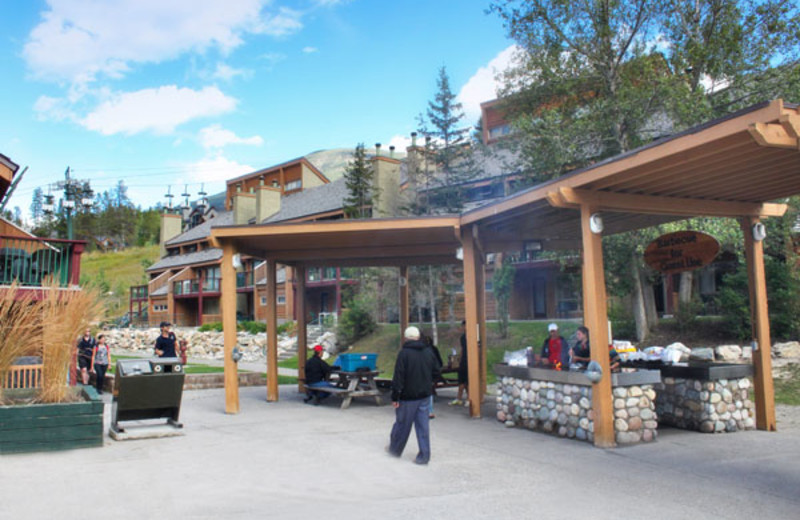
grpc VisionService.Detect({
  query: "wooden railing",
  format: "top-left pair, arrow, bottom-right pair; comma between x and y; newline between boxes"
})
3,364 -> 43,389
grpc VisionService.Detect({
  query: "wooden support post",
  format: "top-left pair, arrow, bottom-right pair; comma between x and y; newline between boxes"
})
580,206 -> 614,447
295,265 -> 307,394
266,260 -> 279,402
741,217 -> 777,431
461,226 -> 482,418
220,241 -> 240,414
476,251 -> 487,403
399,266 -> 409,340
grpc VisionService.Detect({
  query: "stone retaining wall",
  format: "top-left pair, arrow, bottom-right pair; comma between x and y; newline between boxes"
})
496,376 -> 658,445
655,377 -> 755,433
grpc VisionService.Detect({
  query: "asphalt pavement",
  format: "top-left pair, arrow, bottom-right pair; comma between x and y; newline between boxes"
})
1,385 -> 798,520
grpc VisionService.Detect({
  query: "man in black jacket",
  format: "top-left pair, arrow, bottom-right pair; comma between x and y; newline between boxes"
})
388,326 -> 441,465
305,345 -> 334,404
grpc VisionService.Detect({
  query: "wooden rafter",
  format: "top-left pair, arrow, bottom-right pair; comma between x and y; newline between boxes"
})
749,120 -> 799,150
548,187 -> 787,219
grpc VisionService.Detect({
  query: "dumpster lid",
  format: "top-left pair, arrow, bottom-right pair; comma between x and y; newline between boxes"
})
117,359 -> 153,376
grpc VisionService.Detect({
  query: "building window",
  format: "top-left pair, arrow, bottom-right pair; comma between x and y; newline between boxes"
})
285,179 -> 302,191
260,296 -> 267,306
153,304 -> 168,312
277,296 -> 286,305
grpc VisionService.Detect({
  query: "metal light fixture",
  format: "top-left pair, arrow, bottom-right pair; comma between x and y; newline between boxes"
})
589,213 -> 604,234
232,253 -> 243,270
232,346 -> 243,363
455,247 -> 464,260
585,360 -> 603,383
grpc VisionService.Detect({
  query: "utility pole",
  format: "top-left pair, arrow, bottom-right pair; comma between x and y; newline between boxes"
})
42,167 -> 93,240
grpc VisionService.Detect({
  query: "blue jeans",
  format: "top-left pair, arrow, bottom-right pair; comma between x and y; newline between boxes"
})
389,397 -> 431,463
307,381 -> 335,400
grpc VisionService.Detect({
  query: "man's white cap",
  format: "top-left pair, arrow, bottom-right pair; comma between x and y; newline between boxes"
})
548,323 -> 558,332
404,326 -> 421,340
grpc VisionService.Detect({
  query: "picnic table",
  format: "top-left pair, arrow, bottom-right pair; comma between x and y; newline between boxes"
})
307,369 -> 384,409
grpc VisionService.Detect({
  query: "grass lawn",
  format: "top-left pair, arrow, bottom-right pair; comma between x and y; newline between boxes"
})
775,363 -> 800,406
332,320 -> 581,384
108,355 -> 237,375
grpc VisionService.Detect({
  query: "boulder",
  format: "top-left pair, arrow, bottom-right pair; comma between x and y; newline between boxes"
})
690,347 -> 715,362
715,345 -> 742,361
773,341 -> 800,359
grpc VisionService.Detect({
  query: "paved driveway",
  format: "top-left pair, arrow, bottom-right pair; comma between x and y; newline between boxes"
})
1,386 -> 798,519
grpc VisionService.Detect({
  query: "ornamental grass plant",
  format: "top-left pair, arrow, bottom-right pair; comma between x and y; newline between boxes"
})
37,285 -> 103,404
0,283 -> 42,404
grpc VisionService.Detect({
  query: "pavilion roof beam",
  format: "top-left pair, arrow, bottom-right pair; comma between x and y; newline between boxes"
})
749,115 -> 800,149
548,187 -> 787,219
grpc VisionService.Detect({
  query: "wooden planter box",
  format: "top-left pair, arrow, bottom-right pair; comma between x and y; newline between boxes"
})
0,386 -> 104,454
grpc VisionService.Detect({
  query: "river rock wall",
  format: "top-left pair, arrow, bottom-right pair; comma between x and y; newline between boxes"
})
496,376 -> 658,445
655,377 -> 755,433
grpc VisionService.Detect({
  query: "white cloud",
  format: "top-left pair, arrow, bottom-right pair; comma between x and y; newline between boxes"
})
387,134 -> 416,151
457,45 -> 521,123
82,85 -> 237,135
199,124 -> 263,149
256,7 -> 304,37
212,62 -> 252,81
303,46 -> 319,54
23,0 -> 287,85
33,95 -> 75,122
181,154 -> 256,187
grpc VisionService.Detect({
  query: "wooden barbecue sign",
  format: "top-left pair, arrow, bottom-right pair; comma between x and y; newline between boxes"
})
644,231 -> 720,275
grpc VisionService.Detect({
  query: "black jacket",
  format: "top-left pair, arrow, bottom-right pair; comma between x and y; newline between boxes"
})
391,340 -> 441,402
305,355 -> 331,385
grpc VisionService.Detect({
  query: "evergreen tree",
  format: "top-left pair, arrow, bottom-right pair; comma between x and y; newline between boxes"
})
418,66 -> 477,213
342,143 -> 377,219
30,187 -> 43,222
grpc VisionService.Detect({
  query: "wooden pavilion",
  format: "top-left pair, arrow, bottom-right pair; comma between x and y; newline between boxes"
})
212,99 -> 800,447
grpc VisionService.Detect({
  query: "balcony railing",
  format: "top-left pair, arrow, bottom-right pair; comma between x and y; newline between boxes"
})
508,250 -> 544,264
0,235 -> 85,288
130,284 -> 148,300
236,271 -> 254,289
173,277 -> 221,296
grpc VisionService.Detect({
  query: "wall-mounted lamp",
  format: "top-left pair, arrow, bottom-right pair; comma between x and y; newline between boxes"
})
232,346 -> 243,363
232,253 -> 243,270
585,360 -> 603,383
589,213 -> 604,234
752,222 -> 767,242
455,247 -> 464,260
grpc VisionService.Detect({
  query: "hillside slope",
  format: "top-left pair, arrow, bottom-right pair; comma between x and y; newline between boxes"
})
80,244 -> 160,319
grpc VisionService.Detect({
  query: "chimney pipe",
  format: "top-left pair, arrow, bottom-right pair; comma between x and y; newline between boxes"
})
375,142 -> 381,157
411,132 -> 417,147
389,145 -> 395,158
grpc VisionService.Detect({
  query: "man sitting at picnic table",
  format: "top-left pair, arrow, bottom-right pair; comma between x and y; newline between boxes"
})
304,345 -> 335,405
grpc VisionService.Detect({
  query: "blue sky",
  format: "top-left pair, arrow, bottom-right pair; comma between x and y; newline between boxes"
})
0,0 -> 517,214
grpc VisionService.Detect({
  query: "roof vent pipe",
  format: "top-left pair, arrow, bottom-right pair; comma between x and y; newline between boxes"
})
375,143 -> 381,157
389,145 -> 395,158
411,132 -> 417,147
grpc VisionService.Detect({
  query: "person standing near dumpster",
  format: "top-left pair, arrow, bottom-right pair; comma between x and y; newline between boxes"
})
76,327 -> 96,386
154,321 -> 178,372
388,326 -> 440,465
91,334 -> 111,394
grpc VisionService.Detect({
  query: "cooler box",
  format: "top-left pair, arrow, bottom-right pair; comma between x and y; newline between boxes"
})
336,353 -> 378,371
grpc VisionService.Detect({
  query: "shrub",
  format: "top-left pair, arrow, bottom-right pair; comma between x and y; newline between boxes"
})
198,322 -> 223,333
337,296 -> 377,347
608,303 -> 636,341
239,321 -> 266,335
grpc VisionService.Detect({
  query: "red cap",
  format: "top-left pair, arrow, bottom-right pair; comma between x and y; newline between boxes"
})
313,345 -> 323,352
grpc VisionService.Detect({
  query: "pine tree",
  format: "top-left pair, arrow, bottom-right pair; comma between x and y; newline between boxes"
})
342,143 -> 376,219
30,187 -> 43,222
418,66 -> 476,213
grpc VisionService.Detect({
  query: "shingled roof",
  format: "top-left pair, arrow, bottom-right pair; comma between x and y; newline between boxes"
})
263,177 -> 348,223
165,211 -> 234,246
147,248 -> 223,271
